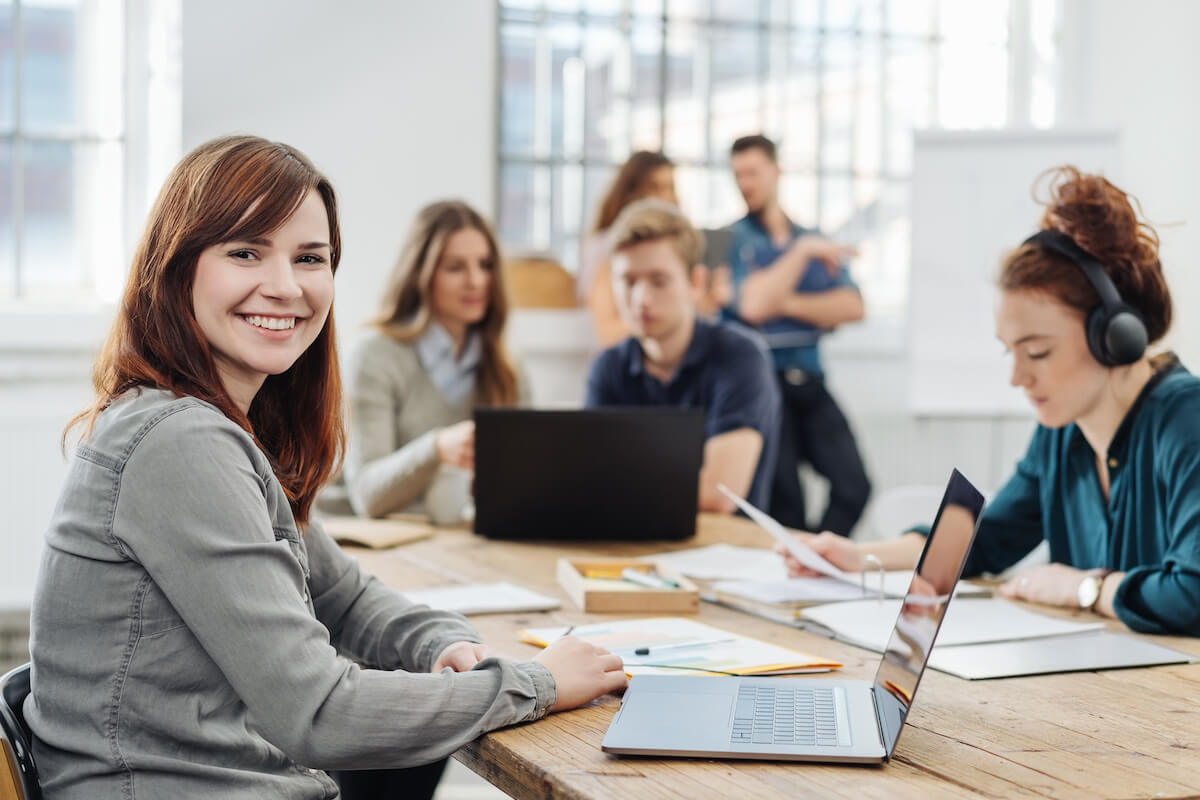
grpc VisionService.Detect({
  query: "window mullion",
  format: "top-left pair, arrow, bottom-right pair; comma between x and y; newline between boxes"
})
12,0 -> 25,298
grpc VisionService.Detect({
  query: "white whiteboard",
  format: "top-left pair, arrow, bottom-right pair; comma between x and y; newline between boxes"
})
908,129 -> 1121,415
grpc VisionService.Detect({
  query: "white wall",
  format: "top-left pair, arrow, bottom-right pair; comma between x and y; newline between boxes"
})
1059,0 -> 1200,365
182,0 -> 498,354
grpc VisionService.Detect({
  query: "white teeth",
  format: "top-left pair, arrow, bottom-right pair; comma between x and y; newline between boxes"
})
243,315 -> 296,331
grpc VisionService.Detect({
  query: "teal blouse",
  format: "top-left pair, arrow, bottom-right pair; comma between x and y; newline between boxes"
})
963,355 -> 1200,636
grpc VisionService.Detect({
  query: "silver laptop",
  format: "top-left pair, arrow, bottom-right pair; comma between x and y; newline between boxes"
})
602,469 -> 984,764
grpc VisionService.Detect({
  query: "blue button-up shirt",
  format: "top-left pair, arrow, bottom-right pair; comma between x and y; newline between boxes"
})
962,355 -> 1200,636
725,213 -> 859,376
585,318 -> 781,510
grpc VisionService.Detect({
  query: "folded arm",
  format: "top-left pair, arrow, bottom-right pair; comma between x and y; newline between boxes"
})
737,237 -> 860,326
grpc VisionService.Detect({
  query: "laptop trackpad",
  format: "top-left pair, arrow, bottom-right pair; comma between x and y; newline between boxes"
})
619,692 -> 732,744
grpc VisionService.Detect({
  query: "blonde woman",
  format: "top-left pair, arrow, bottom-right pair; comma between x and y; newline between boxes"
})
344,200 -> 527,522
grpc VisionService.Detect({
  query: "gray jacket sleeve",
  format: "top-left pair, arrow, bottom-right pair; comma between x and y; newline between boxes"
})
113,407 -> 555,770
303,517 -> 478,671
515,354 -> 534,406
344,338 -> 441,518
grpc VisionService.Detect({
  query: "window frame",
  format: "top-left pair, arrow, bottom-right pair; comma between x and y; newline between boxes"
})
0,0 -> 180,352
494,0 -> 1057,331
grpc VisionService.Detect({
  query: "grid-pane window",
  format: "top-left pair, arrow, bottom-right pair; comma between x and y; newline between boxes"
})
497,0 -> 1058,312
0,0 -> 126,304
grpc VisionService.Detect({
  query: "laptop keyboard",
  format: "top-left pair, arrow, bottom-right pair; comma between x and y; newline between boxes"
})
730,685 -> 841,746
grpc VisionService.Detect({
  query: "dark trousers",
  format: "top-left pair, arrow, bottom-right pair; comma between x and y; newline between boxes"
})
331,758 -> 448,800
769,370 -> 871,537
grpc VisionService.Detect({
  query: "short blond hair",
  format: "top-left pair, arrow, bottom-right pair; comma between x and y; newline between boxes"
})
608,198 -> 705,270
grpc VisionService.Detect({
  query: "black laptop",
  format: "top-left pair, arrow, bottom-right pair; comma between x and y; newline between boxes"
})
473,408 -> 704,540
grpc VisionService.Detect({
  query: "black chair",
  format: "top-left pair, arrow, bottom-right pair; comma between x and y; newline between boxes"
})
1,663 -> 41,800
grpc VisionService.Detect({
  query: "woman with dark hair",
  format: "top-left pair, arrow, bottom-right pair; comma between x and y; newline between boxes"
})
27,136 -> 627,799
581,151 -> 679,347
777,166 -> 1200,637
342,200 -> 523,524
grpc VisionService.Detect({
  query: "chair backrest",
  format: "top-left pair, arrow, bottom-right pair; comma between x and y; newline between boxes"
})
0,664 -> 40,800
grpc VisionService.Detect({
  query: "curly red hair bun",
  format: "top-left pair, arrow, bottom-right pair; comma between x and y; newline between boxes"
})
1001,166 -> 1172,345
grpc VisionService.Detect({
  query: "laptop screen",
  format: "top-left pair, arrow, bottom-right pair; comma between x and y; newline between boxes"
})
871,469 -> 985,756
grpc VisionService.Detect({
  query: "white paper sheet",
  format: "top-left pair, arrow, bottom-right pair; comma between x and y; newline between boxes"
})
714,572 -> 990,606
799,596 -> 1105,651
645,544 -> 787,582
717,484 -> 851,581
404,581 -> 560,615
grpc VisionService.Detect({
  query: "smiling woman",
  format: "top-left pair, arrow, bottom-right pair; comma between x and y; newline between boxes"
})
27,136 -> 627,800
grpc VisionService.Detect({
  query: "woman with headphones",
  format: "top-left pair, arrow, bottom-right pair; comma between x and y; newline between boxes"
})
778,166 -> 1200,637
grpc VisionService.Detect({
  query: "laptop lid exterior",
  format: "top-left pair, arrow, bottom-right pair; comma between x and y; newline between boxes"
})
473,407 -> 704,540
871,468 -> 985,757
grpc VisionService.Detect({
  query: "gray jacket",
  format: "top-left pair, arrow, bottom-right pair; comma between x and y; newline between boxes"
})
27,388 -> 555,799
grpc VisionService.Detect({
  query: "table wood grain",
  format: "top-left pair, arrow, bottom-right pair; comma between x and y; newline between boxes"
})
342,514 -> 1200,800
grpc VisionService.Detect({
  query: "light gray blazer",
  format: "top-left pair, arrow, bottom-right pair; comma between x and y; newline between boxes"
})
342,332 -> 530,520
28,388 -> 554,799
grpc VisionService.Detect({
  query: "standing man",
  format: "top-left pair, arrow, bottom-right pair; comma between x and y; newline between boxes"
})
726,134 -> 870,537
586,198 -> 780,514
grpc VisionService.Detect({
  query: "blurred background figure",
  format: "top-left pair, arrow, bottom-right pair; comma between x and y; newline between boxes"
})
580,151 -> 679,347
341,201 -> 528,524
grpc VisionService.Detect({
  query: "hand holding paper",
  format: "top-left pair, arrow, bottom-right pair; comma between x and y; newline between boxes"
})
717,484 -> 852,582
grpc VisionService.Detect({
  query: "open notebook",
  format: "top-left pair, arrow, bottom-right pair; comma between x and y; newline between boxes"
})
712,571 -> 990,610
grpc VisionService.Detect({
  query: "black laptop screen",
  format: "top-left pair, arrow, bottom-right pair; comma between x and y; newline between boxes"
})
871,469 -> 984,756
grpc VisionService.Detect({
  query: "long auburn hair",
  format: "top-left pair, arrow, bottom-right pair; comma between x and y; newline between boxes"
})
592,151 -> 675,233
66,135 -> 344,525
373,200 -> 518,406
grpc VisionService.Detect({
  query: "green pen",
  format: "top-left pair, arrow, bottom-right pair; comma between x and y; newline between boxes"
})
620,566 -> 680,590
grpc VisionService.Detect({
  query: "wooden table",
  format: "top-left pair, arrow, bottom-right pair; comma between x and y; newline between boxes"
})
344,514 -> 1200,800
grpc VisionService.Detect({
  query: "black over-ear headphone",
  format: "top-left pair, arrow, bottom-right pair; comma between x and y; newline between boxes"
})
1021,229 -> 1148,367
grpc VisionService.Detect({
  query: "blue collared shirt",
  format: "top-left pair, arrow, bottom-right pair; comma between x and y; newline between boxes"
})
414,320 -> 481,406
962,355 -> 1200,636
584,318 -> 781,510
725,213 -> 859,376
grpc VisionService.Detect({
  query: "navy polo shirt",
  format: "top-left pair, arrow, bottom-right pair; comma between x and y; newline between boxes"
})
585,317 -> 781,510
725,213 -> 859,376
943,355 -> 1200,636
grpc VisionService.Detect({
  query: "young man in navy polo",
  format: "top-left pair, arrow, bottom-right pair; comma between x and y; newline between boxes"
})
726,133 -> 870,537
586,198 -> 780,513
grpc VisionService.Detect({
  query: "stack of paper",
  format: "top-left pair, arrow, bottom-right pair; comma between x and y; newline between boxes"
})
519,617 -> 841,676
645,544 -> 787,582
713,572 -> 990,608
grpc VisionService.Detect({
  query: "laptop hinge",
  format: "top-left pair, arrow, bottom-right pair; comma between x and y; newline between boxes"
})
868,687 -> 889,761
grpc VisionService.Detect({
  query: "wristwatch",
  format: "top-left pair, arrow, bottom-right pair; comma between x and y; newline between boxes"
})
1076,569 -> 1114,611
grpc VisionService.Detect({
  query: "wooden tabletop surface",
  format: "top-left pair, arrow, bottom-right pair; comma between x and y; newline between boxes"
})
343,514 -> 1200,800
